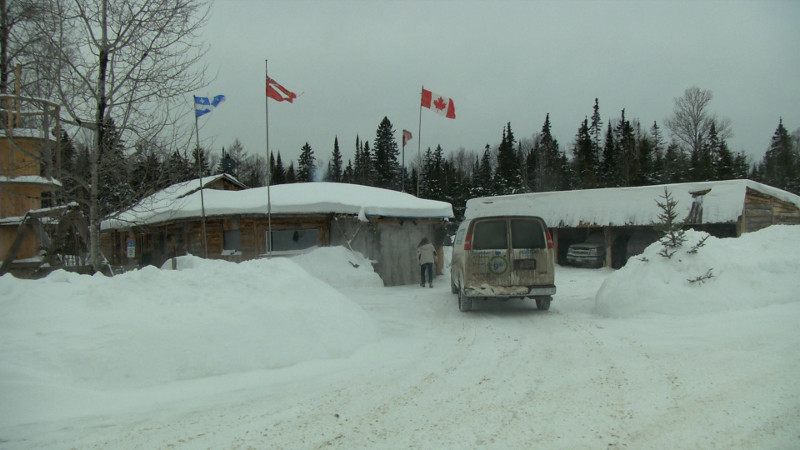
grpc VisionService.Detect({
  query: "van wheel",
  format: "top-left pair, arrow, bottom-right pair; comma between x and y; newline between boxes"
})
535,296 -> 551,311
450,275 -> 458,294
458,285 -> 472,312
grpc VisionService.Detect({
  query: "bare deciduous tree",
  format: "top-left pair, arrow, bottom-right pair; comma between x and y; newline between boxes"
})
665,86 -> 731,157
23,0 -> 210,271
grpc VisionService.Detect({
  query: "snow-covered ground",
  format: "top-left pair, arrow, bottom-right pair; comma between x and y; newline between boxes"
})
1,226 -> 799,449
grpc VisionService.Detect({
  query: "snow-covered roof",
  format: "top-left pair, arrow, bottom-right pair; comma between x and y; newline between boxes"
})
102,180 -> 454,230
465,179 -> 800,228
0,175 -> 62,188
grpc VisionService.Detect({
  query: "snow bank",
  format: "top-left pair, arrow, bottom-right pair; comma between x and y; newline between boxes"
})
0,248 -> 378,393
595,225 -> 800,317
290,246 -> 384,288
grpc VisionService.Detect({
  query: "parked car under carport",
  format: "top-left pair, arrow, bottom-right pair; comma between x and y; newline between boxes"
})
566,232 -> 606,268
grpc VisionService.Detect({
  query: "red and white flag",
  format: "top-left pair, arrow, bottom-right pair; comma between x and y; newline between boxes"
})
267,77 -> 297,103
402,129 -> 412,147
421,88 -> 455,119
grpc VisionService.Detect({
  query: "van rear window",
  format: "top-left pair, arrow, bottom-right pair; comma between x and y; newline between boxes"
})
472,220 -> 508,250
511,219 -> 545,249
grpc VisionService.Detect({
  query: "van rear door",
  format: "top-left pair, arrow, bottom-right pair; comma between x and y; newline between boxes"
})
509,217 -> 551,284
468,217 -> 511,286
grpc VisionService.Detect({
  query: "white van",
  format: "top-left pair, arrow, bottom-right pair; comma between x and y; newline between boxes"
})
450,215 -> 556,312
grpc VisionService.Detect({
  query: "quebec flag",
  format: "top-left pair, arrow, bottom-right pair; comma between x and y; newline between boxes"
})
194,94 -> 226,117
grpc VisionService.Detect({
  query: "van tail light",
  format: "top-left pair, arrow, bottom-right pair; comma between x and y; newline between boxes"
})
546,231 -> 554,249
464,233 -> 472,250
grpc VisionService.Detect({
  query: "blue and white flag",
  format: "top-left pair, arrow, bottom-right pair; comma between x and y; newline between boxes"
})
194,94 -> 226,117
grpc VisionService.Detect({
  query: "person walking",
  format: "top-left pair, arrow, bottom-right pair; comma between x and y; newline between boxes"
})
417,237 -> 437,288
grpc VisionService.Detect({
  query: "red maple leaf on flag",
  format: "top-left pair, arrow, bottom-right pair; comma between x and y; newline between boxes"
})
433,96 -> 447,111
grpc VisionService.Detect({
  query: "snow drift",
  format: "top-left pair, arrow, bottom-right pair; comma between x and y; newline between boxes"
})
596,225 -> 800,317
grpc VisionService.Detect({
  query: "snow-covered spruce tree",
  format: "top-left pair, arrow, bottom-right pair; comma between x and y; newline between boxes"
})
372,116 -> 401,190
494,122 -> 522,195
297,142 -> 315,182
327,136 -> 343,182
654,187 -> 686,259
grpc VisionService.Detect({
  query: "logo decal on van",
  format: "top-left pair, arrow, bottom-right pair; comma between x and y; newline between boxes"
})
488,255 -> 508,275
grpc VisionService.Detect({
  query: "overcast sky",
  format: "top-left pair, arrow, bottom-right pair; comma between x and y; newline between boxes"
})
192,0 -> 800,169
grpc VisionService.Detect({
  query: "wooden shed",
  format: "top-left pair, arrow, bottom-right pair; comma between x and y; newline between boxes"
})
465,180 -> 800,268
101,177 -> 454,286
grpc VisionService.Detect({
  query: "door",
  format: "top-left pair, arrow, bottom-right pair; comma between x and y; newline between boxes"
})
509,217 -> 550,285
468,218 -> 512,287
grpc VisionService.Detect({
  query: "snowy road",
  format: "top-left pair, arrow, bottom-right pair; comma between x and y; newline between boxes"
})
12,265 -> 796,449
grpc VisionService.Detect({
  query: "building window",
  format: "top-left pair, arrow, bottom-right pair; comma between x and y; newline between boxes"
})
266,229 -> 318,254
223,229 -> 242,255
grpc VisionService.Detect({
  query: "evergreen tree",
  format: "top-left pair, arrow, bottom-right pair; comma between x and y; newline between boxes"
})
650,122 -> 666,183
533,114 -> 566,191
758,119 -> 799,193
353,136 -> 362,183
130,145 -> 162,197
494,123 -> 522,194
372,117 -> 401,189
444,152 -> 471,220
359,141 -> 373,186
599,122 -> 621,187
732,151 -> 750,180
297,142 -> 316,182
97,118 -> 135,216
662,142 -> 689,183
55,130 -> 82,207
633,130 -> 655,186
342,159 -> 355,183
218,139 -> 246,179
420,144 -> 446,200
165,149 -> 193,184
328,136 -> 343,182
614,109 -> 637,186
525,141 -> 538,192
285,161 -> 296,183
192,146 -> 211,178
272,152 -> 286,185
655,188 -> 687,259
590,98 -> 603,155
571,117 -> 596,189
471,145 -> 493,198
691,121 -> 717,181
419,147 -> 434,198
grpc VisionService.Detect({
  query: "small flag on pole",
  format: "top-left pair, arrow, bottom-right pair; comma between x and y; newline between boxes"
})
421,88 -> 455,119
267,78 -> 297,103
402,129 -> 412,147
194,95 -> 226,117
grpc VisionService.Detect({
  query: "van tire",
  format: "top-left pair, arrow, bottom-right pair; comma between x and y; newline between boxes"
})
450,275 -> 459,294
458,286 -> 472,312
535,296 -> 551,311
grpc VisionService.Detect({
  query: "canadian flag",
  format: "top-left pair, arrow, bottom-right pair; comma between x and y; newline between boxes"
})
421,88 -> 456,119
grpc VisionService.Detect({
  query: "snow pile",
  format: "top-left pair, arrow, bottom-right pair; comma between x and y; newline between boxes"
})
0,248 -> 378,395
289,246 -> 383,288
596,225 -> 800,317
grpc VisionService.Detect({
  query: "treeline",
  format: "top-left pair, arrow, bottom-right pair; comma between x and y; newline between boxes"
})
56,94 -> 799,223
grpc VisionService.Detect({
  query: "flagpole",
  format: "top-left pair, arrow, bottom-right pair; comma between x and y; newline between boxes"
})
194,112 -> 208,258
401,136 -> 405,193
416,85 -> 423,197
265,59 -> 273,257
